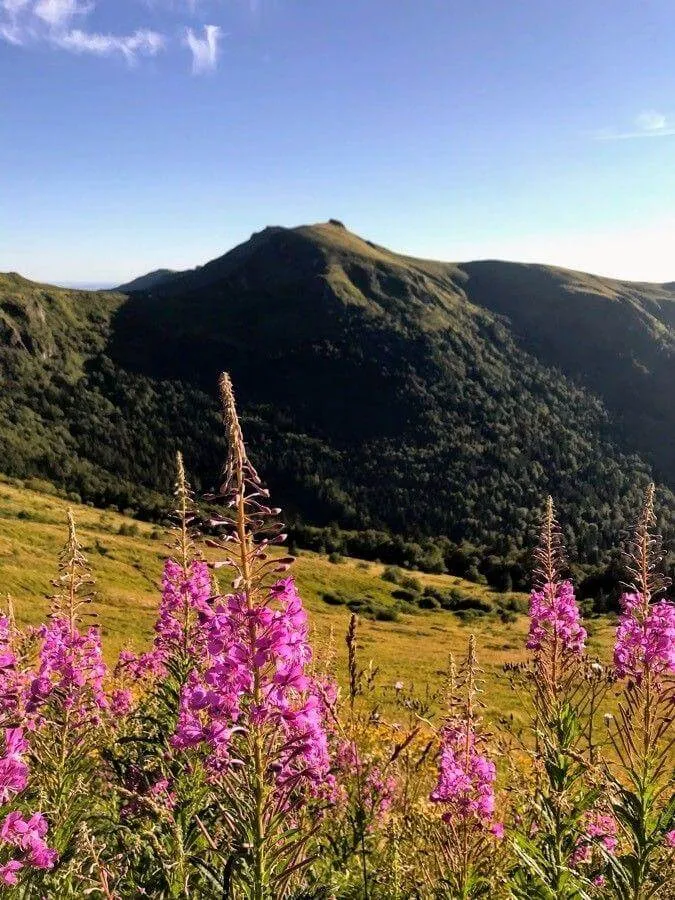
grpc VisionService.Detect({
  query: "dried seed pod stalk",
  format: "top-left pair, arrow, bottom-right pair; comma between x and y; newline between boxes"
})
49,509 -> 96,635
172,450 -> 200,574
206,373 -> 293,599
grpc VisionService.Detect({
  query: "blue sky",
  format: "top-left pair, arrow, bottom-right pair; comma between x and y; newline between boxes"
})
2,0 -> 675,284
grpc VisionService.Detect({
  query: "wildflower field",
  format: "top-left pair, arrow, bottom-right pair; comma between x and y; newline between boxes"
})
0,374 -> 672,898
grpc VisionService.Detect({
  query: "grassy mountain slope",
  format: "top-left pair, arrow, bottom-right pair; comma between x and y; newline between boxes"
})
0,477 -> 618,719
1,223 -> 674,580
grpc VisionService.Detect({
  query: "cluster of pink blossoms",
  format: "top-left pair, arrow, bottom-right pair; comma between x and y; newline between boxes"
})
0,617 -> 29,720
154,560 -> 212,662
0,730 -> 57,885
430,721 -> 501,836
0,614 -> 108,887
0,811 -> 57,885
117,560 -> 212,683
173,578 -> 331,793
0,729 -> 28,805
0,618 -> 60,885
27,619 -> 108,727
527,580 -> 586,656
614,592 -> 675,683
572,811 -> 618,865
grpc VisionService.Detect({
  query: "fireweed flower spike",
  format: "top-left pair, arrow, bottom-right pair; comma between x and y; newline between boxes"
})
430,636 -> 502,897
0,727 -> 57,883
604,484 -> 675,900
509,497 -> 602,898
0,513 -> 104,890
527,497 -> 586,703
613,486 -> 675,685
173,373 -> 331,899
115,453 -> 212,685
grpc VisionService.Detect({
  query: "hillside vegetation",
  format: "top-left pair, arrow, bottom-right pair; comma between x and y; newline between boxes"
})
1,223 -> 674,587
0,477 -> 619,721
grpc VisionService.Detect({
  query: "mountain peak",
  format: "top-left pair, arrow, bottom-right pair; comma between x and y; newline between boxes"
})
2,226 -> 674,573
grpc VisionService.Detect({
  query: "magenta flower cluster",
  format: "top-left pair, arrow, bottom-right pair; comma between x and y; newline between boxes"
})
155,559 -> 212,661
0,811 -> 57,884
118,559 -> 212,683
0,729 -> 57,884
527,580 -> 586,656
0,729 -> 28,805
614,592 -> 675,683
0,617 -> 28,720
174,577 -> 331,794
27,619 -> 108,726
430,721 -> 500,833
0,613 -> 108,885
572,811 -> 618,865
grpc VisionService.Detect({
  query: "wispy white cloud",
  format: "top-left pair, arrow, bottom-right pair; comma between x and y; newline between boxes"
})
0,0 -> 30,43
0,19 -> 24,42
53,27 -> 164,61
33,0 -> 89,27
635,109 -> 667,132
184,23 -> 220,73
595,109 -> 675,141
0,0 -> 227,70
0,0 -> 178,65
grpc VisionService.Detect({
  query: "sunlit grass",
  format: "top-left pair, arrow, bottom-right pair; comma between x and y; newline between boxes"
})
0,477 -> 617,720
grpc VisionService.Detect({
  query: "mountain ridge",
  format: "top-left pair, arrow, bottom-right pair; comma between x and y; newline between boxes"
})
1,221 -> 673,584
116,221 -> 675,292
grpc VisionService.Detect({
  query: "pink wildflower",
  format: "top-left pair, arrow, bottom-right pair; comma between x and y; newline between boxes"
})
116,559 -> 212,681
0,811 -> 57,872
110,688 -> 133,717
155,559 -> 211,660
0,616 -> 28,719
0,859 -> 22,885
430,721 -> 497,827
0,728 -> 29,803
27,618 -> 108,726
364,766 -> 397,818
173,578 -> 331,796
587,812 -> 618,852
665,830 -> 675,848
0,768 -> 28,805
527,580 -> 586,656
614,593 -> 675,683
572,810 -> 618,866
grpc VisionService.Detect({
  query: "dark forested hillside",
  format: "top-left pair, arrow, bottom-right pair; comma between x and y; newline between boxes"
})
1,223 -> 674,585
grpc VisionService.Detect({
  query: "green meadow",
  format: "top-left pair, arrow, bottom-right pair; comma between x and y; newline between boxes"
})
0,477 -> 617,722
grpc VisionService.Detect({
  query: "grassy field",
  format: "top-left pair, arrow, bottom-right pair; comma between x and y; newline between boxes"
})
0,477 -> 617,722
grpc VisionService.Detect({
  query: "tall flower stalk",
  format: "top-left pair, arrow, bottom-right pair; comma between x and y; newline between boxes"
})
526,498 -> 587,707
430,636 -> 503,899
604,484 -> 675,900
0,614 -> 57,887
23,511 -> 110,893
510,496 -> 601,899
173,373 -> 331,898
107,453 -> 215,898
